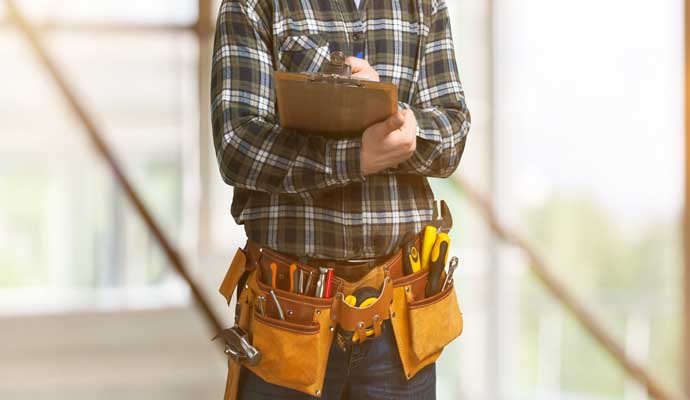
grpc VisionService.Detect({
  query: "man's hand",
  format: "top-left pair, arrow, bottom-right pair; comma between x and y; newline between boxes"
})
347,57 -> 380,82
360,110 -> 418,176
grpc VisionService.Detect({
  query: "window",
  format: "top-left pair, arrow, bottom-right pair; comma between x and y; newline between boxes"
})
0,3 -> 199,313
433,0 -> 684,398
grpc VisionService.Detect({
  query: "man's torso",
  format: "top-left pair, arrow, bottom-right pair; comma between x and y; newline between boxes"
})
232,0 -> 437,260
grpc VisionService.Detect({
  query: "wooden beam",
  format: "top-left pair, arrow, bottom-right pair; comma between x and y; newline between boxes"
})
196,0 -> 214,256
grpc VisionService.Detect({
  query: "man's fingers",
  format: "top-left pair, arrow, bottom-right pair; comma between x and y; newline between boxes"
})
346,56 -> 369,72
352,71 -> 375,81
401,109 -> 416,126
384,112 -> 405,133
368,112 -> 403,138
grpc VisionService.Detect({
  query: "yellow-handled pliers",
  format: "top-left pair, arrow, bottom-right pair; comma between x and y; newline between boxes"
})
420,200 -> 453,271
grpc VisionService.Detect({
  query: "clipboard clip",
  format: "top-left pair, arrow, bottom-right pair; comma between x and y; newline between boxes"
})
322,51 -> 352,76
301,51 -> 363,87
305,74 -> 364,87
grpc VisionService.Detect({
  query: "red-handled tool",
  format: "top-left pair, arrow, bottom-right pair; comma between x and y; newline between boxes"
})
323,268 -> 334,298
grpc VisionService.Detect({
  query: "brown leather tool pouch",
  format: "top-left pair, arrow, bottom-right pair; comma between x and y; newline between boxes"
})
242,268 -> 336,397
389,267 -> 464,380
220,236 -> 463,398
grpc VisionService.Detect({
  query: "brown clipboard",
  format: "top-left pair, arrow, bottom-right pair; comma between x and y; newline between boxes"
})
275,71 -> 398,139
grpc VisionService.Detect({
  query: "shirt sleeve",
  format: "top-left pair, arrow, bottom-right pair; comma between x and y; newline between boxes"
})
392,0 -> 471,178
211,0 -> 365,194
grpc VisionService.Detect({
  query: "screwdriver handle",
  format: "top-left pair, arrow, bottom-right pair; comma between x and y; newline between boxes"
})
409,246 -> 421,273
402,242 -> 421,275
420,225 -> 438,270
426,235 -> 450,297
289,264 -> 297,293
270,262 -> 278,289
431,232 -> 451,267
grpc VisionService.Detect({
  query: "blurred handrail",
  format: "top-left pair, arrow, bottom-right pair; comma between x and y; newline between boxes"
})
4,0 -> 686,398
682,0 -> 690,396
452,175 -> 686,400
4,0 -> 224,340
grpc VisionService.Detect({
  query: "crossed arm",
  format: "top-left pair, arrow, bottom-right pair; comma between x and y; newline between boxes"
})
211,0 -> 470,194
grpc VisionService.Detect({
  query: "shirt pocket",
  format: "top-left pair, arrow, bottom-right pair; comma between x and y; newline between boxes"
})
276,34 -> 331,73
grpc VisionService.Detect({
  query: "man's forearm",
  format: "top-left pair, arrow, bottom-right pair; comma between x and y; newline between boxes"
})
211,0 -> 366,194
213,113 -> 365,194
391,101 -> 470,178
389,0 -> 471,178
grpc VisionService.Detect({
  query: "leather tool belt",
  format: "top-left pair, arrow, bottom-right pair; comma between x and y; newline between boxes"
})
217,230 -> 463,399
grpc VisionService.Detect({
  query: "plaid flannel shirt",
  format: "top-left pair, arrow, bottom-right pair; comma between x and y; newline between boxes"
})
211,0 -> 470,260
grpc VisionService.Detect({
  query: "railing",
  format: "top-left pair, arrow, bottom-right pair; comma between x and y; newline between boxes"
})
4,0 -> 687,398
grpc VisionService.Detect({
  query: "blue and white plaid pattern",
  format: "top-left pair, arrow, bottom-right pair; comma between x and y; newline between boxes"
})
211,0 -> 470,259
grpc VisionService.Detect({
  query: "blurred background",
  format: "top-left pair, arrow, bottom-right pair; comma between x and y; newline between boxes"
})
0,0 -> 687,399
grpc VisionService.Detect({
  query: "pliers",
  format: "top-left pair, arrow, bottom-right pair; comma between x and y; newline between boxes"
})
421,200 -> 453,296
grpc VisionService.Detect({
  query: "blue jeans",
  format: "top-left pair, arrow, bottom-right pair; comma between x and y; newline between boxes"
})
238,321 -> 436,400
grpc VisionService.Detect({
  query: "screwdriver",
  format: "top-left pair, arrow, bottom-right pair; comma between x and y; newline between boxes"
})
316,267 -> 328,298
323,268 -> 334,298
420,226 -> 437,271
269,262 -> 278,288
401,232 -> 421,275
305,271 -> 315,296
421,200 -> 452,272
256,295 -> 266,316
425,237 -> 450,296
289,263 -> 298,293
269,289 -> 285,320
420,203 -> 439,271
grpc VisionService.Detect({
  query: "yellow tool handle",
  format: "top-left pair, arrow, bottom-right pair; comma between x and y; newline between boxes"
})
408,246 -> 421,273
426,232 -> 451,296
420,225 -> 438,270
430,232 -> 451,267
345,295 -> 377,308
